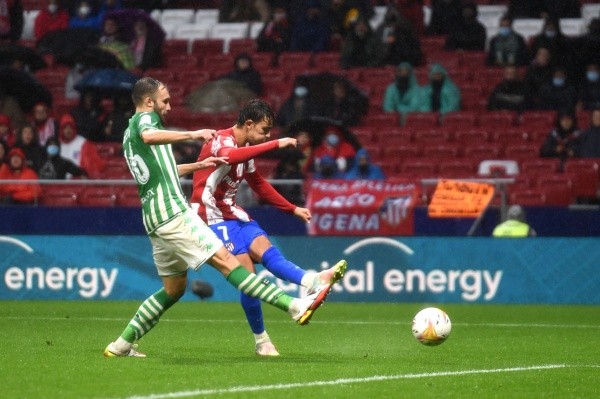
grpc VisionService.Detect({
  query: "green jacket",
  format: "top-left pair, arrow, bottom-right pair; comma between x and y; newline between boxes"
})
382,62 -> 422,114
416,64 -> 461,115
492,220 -> 534,237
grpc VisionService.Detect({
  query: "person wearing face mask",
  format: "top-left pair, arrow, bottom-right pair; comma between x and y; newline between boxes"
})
383,62 -> 421,115
275,85 -> 318,127
539,110 -> 581,164
312,126 -> 356,174
486,15 -> 527,67
444,2 -> 486,51
0,147 -> 42,204
416,63 -> 460,115
343,148 -> 385,180
34,0 -> 69,41
69,0 -> 102,31
38,136 -> 87,179
57,113 -> 106,178
578,64 -> 600,111
257,6 -> 292,55
537,67 -> 577,111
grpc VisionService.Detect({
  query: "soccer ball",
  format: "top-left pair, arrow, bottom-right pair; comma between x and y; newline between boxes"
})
412,307 -> 452,346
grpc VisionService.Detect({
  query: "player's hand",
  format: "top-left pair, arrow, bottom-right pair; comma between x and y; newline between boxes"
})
191,129 -> 216,142
197,156 -> 228,169
277,138 -> 297,148
293,207 -> 312,224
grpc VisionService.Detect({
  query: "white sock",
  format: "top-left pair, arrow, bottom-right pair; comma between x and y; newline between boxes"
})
113,337 -> 132,353
254,331 -> 270,344
300,272 -> 318,289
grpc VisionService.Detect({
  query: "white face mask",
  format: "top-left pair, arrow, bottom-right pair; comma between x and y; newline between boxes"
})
79,5 -> 91,17
48,4 -> 58,13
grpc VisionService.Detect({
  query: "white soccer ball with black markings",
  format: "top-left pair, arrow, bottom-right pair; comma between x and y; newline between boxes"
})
412,307 -> 452,346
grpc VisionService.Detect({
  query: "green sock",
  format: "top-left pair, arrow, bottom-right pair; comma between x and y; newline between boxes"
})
121,288 -> 178,343
227,266 -> 292,311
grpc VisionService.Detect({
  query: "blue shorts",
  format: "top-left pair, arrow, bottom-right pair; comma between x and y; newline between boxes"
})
209,220 -> 267,255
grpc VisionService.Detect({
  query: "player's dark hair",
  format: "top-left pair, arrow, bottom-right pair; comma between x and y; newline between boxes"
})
131,77 -> 166,106
236,99 -> 274,126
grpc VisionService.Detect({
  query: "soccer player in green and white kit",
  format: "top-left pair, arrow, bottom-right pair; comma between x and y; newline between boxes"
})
103,77 -> 343,357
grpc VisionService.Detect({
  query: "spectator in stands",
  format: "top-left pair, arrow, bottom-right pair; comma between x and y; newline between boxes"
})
0,90 -> 25,131
492,204 -> 536,237
536,67 -> 578,111
0,113 -> 15,147
525,47 -> 554,108
487,65 -> 531,112
130,17 -> 163,71
69,90 -> 105,141
443,2 -> 486,52
575,108 -> 600,158
272,149 -> 306,206
98,15 -> 135,70
219,0 -> 270,23
486,15 -> 528,67
34,0 -> 70,42
343,148 -> 385,180
311,125 -> 356,175
394,0 -> 425,36
324,0 -> 374,45
57,113 -> 106,178
65,63 -> 88,100
38,135 -> 87,180
528,18 -> 569,65
340,18 -> 382,69
14,124 -> 44,172
275,85 -> 317,127
0,0 -> 23,43
290,0 -> 331,53
220,53 -> 263,96
294,130 -> 313,174
0,139 -> 7,164
256,5 -> 291,55
539,111 -> 582,164
383,62 -> 421,115
0,147 -> 41,204
98,92 -> 132,142
578,63 -> 600,111
576,18 -> 600,68
376,8 -> 423,67
313,154 -> 344,179
69,0 -> 102,31
320,77 -> 368,127
426,0 -> 462,36
542,0 -> 581,20
30,102 -> 58,146
416,63 -> 461,114
507,0 -> 545,19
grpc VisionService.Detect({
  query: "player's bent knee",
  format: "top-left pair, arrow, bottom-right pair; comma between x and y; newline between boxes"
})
207,246 -> 239,276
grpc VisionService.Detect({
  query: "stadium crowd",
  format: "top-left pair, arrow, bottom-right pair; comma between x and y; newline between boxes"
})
1,0 -> 600,207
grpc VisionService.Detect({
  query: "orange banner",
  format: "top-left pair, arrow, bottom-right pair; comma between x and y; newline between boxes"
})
428,179 -> 495,218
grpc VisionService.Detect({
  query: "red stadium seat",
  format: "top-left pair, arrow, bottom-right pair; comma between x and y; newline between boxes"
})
413,128 -> 450,144
312,52 -> 341,71
437,159 -> 477,177
278,52 -> 312,71
404,112 -> 440,129
441,111 -> 478,129
479,111 -> 516,129
228,38 -> 258,56
165,54 -> 199,69
117,187 -> 141,207
362,112 -> 401,127
509,189 -> 547,206
463,144 -> 501,161
503,144 -> 538,161
144,68 -> 176,83
40,185 -> 83,207
190,38 -> 225,58
454,128 -> 489,143
423,143 -> 460,158
520,159 -> 561,174
382,143 -> 422,160
563,158 -> 600,198
360,68 -> 395,86
162,39 -> 189,57
399,158 -> 438,178
250,52 -> 275,71
79,187 -> 117,207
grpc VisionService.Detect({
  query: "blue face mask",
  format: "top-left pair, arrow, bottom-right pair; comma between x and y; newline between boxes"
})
552,77 -> 565,87
499,27 -> 511,36
47,144 -> 59,157
544,30 -> 556,38
326,134 -> 340,147
587,71 -> 599,82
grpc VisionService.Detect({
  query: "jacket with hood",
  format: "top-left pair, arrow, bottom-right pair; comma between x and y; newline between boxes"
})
383,62 -> 422,114
343,148 -> 385,180
416,64 -> 461,114
0,147 -> 42,203
58,113 -> 106,178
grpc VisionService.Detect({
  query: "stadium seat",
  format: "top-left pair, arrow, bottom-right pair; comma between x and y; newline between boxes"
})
454,128 -> 489,143
563,158 -> 600,198
250,52 -> 275,71
382,143 -> 422,160
79,187 -> 117,207
249,22 -> 265,39
463,144 -> 502,161
165,54 -> 199,69
362,112 -> 400,127
404,113 -> 440,129
491,129 -> 531,146
143,68 -> 176,83
534,173 -> 575,204
35,69 -> 67,89
459,51 -> 487,67
201,54 -> 235,74
361,143 -> 381,157
162,39 -> 189,57
503,144 -> 538,161
190,39 -> 225,58
360,68 -> 395,86
209,23 -> 250,52
278,52 -> 312,71
518,111 -> 555,130
117,187 -> 141,207
513,19 -> 544,42
351,126 -> 376,144
312,52 -> 341,71
478,159 -> 520,176
194,8 -> 219,26
40,185 -> 83,207
95,142 -> 122,158
520,159 -> 561,174
253,158 -> 279,178
509,189 -> 547,206
438,159 -> 477,177
173,24 -> 210,41
412,128 -> 450,144
399,158 -> 438,178
479,111 -> 516,129
161,9 -> 195,25
229,38 -> 258,56
441,111 -> 478,129
422,143 -> 460,158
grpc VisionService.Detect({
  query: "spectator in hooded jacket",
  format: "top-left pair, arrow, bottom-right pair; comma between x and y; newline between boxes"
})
536,67 -> 578,111
290,0 -> 331,53
343,148 -> 385,180
525,47 -> 554,108
311,125 -> 356,174
444,2 -> 486,51
0,113 -> 15,147
528,18 -> 570,67
575,108 -> 600,158
57,113 -> 106,178
539,111 -> 581,164
220,53 -> 263,96
34,0 -> 69,41
426,0 -> 462,36
416,63 -> 461,114
313,154 -> 345,179
340,18 -> 382,69
383,62 -> 422,115
578,63 -> 600,111
320,77 -> 368,127
256,5 -> 291,55
30,102 -> 59,146
38,135 -> 87,179
14,124 -> 45,172
0,0 -> 23,43
0,147 -> 42,204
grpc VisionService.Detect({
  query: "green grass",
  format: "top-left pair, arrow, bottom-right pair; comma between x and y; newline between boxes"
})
0,301 -> 598,399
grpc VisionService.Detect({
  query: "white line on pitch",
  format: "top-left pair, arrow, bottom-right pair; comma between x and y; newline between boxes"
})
122,364 -> 579,399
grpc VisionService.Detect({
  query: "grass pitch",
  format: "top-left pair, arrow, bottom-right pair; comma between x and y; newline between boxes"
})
0,301 -> 598,399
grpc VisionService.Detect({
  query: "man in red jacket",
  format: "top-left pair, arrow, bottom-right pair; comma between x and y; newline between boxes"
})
0,147 -> 41,204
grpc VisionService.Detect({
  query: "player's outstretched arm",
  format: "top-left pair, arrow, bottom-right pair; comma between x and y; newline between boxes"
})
141,129 -> 216,145
177,156 -> 228,177
293,207 -> 312,224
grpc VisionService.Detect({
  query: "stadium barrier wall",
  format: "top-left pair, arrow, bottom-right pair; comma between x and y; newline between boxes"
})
2,235 -> 598,304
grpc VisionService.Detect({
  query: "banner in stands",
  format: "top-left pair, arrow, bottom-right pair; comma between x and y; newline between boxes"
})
1,235 -> 598,304
305,179 -> 418,236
